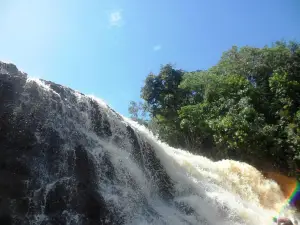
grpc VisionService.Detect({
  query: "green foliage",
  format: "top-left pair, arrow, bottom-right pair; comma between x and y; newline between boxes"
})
139,64 -> 190,147
129,40 -> 300,175
141,64 -> 188,118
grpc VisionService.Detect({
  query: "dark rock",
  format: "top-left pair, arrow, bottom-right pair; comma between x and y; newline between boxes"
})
0,214 -> 12,225
45,182 -> 68,215
90,100 -> 112,138
175,201 -> 195,215
0,61 -> 178,224
126,125 -> 143,164
126,125 -> 175,201
74,144 -> 96,186
142,142 -> 174,201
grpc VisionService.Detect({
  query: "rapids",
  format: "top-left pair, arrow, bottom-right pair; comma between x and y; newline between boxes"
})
0,61 -> 298,225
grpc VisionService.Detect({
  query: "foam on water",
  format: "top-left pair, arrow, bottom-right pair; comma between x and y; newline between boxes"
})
87,94 -> 109,109
26,77 -> 60,96
123,118 -> 297,224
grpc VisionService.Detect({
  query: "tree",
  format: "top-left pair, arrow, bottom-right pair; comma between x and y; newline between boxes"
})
140,64 -> 189,147
128,101 -> 150,127
129,40 -> 300,176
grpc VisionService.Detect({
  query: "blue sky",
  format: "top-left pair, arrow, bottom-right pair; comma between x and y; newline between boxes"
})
0,0 -> 300,116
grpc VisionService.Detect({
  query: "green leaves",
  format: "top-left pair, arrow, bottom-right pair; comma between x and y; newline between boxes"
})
129,40 -> 300,175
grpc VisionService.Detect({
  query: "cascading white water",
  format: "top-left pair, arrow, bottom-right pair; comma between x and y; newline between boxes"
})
125,119 -> 299,225
20,77 -> 298,225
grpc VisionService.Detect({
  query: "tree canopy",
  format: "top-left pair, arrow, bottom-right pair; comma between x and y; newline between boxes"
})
129,41 -> 300,176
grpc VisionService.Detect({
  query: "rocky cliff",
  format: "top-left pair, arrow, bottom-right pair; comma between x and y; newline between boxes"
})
0,61 -> 175,225
1,61 -> 298,225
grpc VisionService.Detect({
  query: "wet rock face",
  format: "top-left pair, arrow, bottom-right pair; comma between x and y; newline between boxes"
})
126,125 -> 174,201
0,62 -> 119,224
0,63 -> 29,224
0,61 -> 175,225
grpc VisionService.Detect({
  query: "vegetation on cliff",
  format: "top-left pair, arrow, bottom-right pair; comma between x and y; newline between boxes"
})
129,40 -> 300,176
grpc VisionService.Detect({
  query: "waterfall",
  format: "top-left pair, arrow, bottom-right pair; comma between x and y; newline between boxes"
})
0,61 -> 297,225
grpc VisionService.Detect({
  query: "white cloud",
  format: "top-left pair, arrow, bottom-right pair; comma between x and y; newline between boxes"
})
109,10 -> 123,27
153,45 -> 162,51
